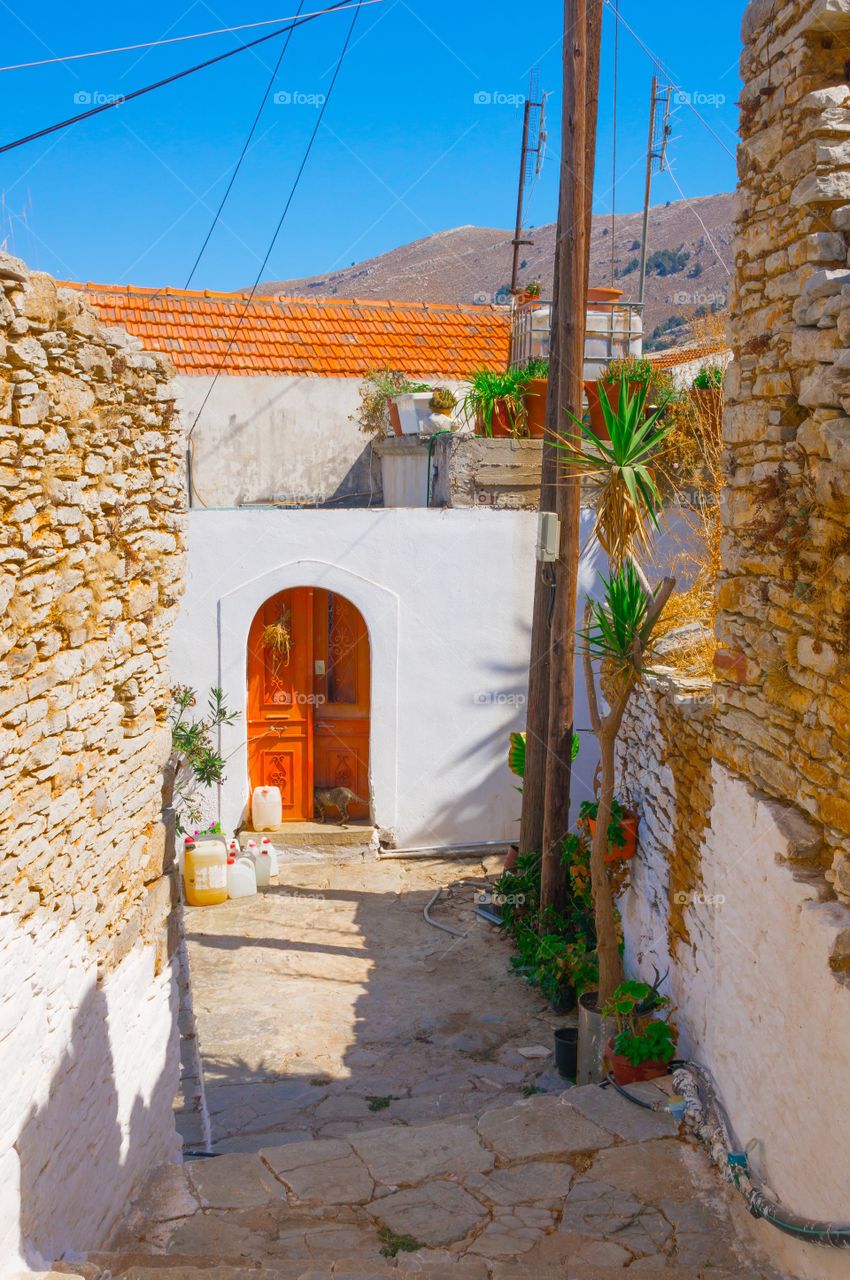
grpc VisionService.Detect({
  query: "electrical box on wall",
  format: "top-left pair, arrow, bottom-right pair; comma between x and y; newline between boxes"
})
536,511 -> 560,562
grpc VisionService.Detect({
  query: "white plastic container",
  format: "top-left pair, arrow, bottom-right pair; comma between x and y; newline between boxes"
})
228,838 -> 241,858
255,848 -> 272,888
260,836 -> 279,878
227,856 -> 257,899
244,838 -> 258,862
252,786 -> 282,831
391,391 -> 433,435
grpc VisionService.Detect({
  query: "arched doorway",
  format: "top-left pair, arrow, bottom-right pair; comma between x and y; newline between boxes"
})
247,588 -> 371,823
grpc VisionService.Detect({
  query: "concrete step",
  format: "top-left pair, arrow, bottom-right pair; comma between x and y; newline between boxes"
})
239,822 -> 373,849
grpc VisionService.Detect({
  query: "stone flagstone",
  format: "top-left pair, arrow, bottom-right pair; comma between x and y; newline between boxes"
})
476,1093 -> 615,1160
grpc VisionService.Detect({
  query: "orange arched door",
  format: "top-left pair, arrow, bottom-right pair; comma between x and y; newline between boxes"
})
247,588 -> 370,822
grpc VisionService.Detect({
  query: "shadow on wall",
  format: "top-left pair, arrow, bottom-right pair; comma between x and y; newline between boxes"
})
16,971 -> 179,1268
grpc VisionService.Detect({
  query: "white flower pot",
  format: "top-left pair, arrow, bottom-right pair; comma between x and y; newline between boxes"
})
391,392 -> 433,435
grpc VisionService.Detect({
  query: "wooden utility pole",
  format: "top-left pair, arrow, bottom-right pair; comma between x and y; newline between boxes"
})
521,0 -> 603,911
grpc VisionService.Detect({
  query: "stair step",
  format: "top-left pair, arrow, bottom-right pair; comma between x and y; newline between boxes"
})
239,823 -> 373,849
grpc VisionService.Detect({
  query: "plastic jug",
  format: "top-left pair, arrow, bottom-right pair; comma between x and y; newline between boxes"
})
228,838 -> 241,858
184,837 -> 228,906
260,836 -> 279,878
244,839 -> 258,862
227,856 -> 257,898
252,786 -> 282,831
255,846 -> 272,888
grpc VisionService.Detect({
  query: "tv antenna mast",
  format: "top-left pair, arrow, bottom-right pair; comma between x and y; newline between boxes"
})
638,74 -> 672,305
510,70 -> 549,295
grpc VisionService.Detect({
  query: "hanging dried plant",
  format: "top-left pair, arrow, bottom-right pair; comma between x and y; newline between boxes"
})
262,607 -> 293,668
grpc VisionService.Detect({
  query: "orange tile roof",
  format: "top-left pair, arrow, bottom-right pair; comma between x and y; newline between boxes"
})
66,282 -> 511,379
646,339 -> 730,369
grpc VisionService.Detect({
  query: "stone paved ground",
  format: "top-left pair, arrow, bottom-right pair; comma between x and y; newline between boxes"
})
48,853 -> 787,1279
176,853 -> 563,1153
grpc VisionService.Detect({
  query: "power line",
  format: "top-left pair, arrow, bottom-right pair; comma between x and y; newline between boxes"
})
0,5 -> 379,73
186,0 -> 364,462
665,162 -> 731,276
181,0 -> 307,292
0,0 -> 381,157
601,0 -> 736,161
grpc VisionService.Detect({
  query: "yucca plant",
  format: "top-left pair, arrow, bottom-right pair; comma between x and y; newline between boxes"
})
556,374 -> 673,567
581,562 -> 674,1005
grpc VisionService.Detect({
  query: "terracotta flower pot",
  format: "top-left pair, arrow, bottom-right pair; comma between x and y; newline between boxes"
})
523,378 -> 548,439
604,1037 -> 670,1086
503,843 -> 521,872
587,286 -> 624,305
388,401 -> 402,436
476,400 -> 519,438
587,810 -> 638,862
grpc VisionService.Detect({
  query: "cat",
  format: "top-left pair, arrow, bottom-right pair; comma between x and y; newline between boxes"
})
313,786 -> 368,826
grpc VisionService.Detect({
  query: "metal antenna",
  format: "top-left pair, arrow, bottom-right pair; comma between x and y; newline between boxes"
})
638,74 -> 672,305
510,69 -> 547,295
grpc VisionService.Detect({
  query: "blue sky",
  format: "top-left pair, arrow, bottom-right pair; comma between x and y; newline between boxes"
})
0,1 -> 743,290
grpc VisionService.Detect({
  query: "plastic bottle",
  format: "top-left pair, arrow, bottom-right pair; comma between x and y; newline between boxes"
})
259,836 -> 278,878
227,855 -> 257,898
252,785 -> 282,830
244,838 -> 258,863
228,838 -> 241,859
184,837 -> 228,906
255,845 -> 272,888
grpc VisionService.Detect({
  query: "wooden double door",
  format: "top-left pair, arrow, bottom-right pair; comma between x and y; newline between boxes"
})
247,588 -> 370,822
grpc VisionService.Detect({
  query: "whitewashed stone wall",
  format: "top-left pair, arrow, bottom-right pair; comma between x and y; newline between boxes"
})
0,253 -> 186,1271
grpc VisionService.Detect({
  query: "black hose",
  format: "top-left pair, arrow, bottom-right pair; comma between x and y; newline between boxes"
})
605,1058 -> 850,1250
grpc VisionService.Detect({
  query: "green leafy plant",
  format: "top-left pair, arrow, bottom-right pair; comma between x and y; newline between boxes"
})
524,356 -> 550,379
602,979 -> 677,1066
693,365 -> 723,390
556,374 -> 673,569
578,797 -> 630,850
167,686 -> 239,834
353,370 -> 431,436
460,367 -> 532,438
524,280 -> 541,297
508,729 -> 577,781
602,356 -> 653,386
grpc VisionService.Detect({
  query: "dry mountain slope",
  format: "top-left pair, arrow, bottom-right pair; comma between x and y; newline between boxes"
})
260,193 -> 733,346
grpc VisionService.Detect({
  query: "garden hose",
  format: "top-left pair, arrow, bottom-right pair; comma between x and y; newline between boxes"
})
609,1057 -> 850,1248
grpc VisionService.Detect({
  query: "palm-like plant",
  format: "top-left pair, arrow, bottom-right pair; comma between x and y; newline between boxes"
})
581,565 -> 674,1006
556,375 -> 673,567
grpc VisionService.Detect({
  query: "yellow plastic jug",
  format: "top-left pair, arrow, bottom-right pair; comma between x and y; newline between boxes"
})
183,838 -> 228,906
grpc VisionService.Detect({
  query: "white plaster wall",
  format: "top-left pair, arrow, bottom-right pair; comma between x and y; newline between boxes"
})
171,507 -> 607,848
621,760 -> 850,1280
177,375 -> 465,509
0,916 -> 180,1272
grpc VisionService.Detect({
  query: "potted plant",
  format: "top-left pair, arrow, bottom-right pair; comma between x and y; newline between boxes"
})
601,979 -> 677,1085
352,370 -> 411,437
584,356 -> 654,440
391,380 -> 434,435
579,797 -> 638,862
521,357 -> 549,439
429,387 -> 457,419
460,367 -> 532,438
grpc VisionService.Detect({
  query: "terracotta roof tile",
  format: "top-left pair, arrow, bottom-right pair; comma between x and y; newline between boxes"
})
64,282 -> 511,379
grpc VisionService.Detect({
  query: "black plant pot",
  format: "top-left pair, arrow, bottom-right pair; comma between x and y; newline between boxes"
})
551,984 -> 576,1015
554,1026 -> 579,1080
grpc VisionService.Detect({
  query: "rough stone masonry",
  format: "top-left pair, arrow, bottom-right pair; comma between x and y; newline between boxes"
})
0,253 -> 186,1270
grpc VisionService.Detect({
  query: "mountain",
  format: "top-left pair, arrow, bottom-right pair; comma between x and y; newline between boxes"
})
258,193 -> 734,348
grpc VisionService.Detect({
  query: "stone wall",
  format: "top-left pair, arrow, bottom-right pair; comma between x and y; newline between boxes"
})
723,0 -> 850,903
616,5 -> 850,1277
0,252 -> 186,1270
